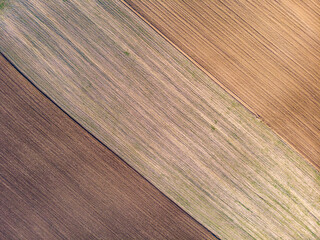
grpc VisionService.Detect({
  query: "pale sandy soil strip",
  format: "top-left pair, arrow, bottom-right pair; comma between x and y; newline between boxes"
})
124,0 -> 320,171
0,1 -> 320,239
0,54 -> 216,239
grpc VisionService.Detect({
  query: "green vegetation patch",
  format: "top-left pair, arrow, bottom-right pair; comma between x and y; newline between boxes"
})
0,0 -> 8,10
236,200 -> 252,212
231,132 -> 239,139
124,51 -> 130,56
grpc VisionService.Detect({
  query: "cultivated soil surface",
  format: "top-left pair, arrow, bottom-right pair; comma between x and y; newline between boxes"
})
125,0 -> 320,170
0,55 -> 215,240
0,1 -> 320,239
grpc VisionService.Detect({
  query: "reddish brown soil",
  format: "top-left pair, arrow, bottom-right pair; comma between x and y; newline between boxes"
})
0,55 -> 216,240
125,0 -> 320,170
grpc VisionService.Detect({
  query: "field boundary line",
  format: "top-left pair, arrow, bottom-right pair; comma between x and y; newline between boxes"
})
0,51 -> 221,240
120,0 -> 258,118
120,0 -> 318,173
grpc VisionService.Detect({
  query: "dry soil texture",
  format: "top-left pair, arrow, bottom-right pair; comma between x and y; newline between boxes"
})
0,55 -> 216,239
0,0 -> 320,239
125,0 -> 320,170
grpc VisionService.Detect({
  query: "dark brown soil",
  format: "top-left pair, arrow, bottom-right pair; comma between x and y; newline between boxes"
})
0,55 -> 216,240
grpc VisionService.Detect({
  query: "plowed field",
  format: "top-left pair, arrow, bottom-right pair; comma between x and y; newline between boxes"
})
0,55 -> 215,240
1,1 -> 320,239
125,0 -> 320,170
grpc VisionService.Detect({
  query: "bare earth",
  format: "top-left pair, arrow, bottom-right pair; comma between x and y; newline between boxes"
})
0,55 -> 216,239
0,0 -> 320,239
125,0 -> 320,170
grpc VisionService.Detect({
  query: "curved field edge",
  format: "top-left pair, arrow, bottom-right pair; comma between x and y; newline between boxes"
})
0,0 -> 319,239
0,55 -> 216,239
